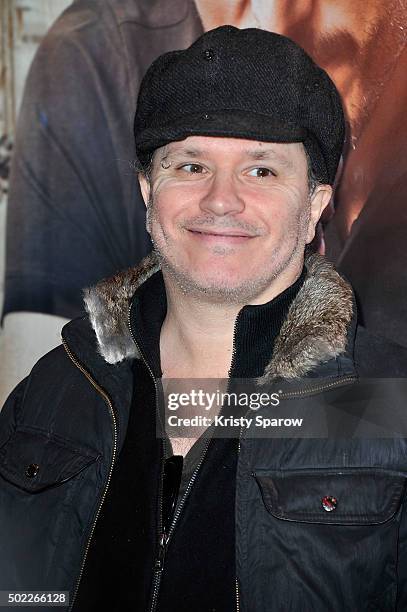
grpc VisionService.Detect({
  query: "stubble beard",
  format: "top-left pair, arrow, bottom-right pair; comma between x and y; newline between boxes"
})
146,193 -> 309,305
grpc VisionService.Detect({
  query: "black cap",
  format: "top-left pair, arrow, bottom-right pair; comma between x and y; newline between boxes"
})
134,25 -> 345,185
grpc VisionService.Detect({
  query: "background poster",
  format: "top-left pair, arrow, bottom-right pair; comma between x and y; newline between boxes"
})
1,0 -> 406,405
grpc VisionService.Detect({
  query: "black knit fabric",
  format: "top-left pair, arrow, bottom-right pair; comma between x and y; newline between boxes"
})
134,26 -> 345,184
72,268 -> 305,611
229,269 -> 306,378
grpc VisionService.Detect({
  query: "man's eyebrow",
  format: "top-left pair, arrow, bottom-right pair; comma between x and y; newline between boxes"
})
244,148 -> 294,168
162,148 -> 203,160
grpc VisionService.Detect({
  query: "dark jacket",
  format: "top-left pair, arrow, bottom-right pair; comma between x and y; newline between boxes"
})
1,253 -> 407,611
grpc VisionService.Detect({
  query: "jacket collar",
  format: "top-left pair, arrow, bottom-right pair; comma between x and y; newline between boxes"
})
83,251 -> 354,381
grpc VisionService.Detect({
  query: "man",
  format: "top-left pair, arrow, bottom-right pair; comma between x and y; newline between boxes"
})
1,25 -> 407,612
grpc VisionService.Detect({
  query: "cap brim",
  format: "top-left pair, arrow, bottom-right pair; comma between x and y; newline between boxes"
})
135,109 -> 308,160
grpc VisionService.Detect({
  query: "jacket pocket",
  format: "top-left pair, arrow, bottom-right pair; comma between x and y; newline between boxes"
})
0,427 -> 100,493
254,468 -> 406,525
244,469 -> 406,610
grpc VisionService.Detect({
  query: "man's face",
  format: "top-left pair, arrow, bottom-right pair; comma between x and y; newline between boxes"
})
139,136 -> 331,304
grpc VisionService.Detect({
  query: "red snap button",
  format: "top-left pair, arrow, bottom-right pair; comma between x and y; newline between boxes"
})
321,495 -> 337,512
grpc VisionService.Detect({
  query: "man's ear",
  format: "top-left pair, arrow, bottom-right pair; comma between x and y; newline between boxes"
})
138,173 -> 150,208
306,184 -> 333,244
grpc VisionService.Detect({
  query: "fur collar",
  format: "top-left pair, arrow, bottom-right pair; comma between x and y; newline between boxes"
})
83,252 -> 353,380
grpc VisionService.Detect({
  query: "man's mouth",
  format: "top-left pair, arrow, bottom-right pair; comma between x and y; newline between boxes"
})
186,227 -> 256,244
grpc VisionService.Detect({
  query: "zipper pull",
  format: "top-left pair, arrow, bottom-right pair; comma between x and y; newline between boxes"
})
155,532 -> 168,571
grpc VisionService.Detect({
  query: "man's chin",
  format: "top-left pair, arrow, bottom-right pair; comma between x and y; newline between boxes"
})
181,282 -> 257,304
154,249 -> 279,303
165,265 -> 271,304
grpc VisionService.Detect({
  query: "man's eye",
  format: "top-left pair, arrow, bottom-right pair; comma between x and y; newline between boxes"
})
180,163 -> 205,174
247,167 -> 275,178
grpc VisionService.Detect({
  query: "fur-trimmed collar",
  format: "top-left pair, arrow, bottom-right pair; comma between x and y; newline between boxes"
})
83,252 -> 353,380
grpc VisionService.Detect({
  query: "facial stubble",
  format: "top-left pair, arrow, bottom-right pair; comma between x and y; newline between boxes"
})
146,191 -> 310,305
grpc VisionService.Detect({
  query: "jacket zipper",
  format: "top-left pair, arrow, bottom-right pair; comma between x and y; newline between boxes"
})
61,339 -> 118,612
127,304 -> 166,612
128,303 -> 238,612
228,312 -> 242,612
277,376 -> 357,399
149,439 -> 166,612
149,435 -> 213,611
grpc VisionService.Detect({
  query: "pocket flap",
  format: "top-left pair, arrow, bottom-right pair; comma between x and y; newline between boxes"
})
0,429 -> 99,493
254,469 -> 406,525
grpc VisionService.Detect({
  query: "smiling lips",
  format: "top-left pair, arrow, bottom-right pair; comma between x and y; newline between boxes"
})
187,227 -> 256,244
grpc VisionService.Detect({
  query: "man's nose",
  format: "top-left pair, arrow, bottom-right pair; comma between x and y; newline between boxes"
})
198,173 -> 245,216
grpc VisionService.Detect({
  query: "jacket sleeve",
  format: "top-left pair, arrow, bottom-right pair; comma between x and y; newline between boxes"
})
3,4 -> 150,321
